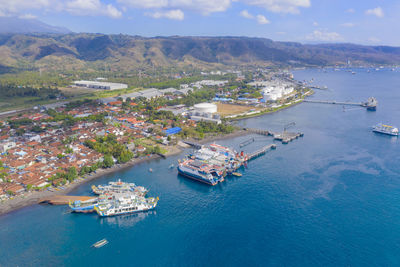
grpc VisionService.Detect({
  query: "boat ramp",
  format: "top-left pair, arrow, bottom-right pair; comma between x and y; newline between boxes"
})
39,195 -> 96,205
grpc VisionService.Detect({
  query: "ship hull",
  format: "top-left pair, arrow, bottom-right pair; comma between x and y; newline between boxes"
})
95,206 -> 155,217
69,204 -> 95,213
177,166 -> 217,186
373,129 -> 398,136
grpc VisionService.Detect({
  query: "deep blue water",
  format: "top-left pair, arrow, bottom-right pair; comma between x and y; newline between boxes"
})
2,68 -> 400,266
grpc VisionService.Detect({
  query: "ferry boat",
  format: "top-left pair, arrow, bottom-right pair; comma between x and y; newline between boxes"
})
92,179 -> 147,196
177,160 -> 219,186
69,194 -> 114,213
373,123 -> 399,136
94,193 -> 158,217
92,239 -> 108,248
69,198 -> 97,213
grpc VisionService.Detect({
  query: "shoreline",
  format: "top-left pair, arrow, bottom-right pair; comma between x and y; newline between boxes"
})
0,130 -> 250,217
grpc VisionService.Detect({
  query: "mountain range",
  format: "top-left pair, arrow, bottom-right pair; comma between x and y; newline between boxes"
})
0,33 -> 400,74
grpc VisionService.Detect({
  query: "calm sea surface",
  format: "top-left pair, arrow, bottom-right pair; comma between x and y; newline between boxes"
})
1,68 -> 400,266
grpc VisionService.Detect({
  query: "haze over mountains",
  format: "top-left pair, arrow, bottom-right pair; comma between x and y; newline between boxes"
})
0,17 -> 71,34
0,18 -> 399,73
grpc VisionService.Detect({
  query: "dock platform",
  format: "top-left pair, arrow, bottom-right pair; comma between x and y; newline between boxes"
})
271,132 -> 304,144
245,128 -> 304,144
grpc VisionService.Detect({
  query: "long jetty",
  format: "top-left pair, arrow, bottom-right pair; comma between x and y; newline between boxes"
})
239,137 -> 255,148
247,144 -> 277,161
303,99 -> 361,106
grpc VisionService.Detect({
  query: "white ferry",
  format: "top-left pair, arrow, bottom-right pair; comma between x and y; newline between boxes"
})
92,179 -> 148,196
94,193 -> 158,217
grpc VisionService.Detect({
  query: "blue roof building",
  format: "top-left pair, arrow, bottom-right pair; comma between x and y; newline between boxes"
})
164,127 -> 182,136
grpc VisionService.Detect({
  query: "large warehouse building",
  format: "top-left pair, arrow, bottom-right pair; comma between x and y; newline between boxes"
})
73,80 -> 128,90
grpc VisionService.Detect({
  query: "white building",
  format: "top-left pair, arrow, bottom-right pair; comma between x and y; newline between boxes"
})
193,103 -> 218,114
189,103 -> 221,124
73,81 -> 128,90
262,86 -> 294,101
0,141 -> 16,153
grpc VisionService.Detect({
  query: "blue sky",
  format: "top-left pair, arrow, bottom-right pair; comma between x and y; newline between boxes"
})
2,0 -> 399,46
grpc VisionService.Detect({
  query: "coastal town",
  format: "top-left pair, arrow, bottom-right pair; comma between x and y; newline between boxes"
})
0,69 -> 311,208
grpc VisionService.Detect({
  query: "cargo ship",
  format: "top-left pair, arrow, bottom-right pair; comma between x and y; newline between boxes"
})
94,193 -> 158,217
373,123 -> 399,136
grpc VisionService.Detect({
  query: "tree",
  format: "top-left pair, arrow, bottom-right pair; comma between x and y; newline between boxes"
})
16,128 -> 25,136
26,184 -> 33,191
153,145 -> 162,154
66,167 -> 78,182
103,154 -> 114,168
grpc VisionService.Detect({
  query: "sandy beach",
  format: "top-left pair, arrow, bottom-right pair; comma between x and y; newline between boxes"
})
0,129 -> 250,216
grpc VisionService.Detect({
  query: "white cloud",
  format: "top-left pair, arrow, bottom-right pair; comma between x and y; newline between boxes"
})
312,21 -> 318,26
256,14 -> 269,24
365,7 -> 384,18
341,22 -> 355,27
18,13 -> 37,19
118,0 -> 168,9
368,37 -> 381,43
0,0 -> 122,18
0,0 -> 312,19
147,9 -> 184,20
306,30 -> 344,42
119,0 -> 310,15
240,10 -> 254,19
345,8 -> 355,13
0,0 -> 50,16
65,0 -> 122,18
240,10 -> 269,24
243,0 -> 311,14
119,0 -> 230,15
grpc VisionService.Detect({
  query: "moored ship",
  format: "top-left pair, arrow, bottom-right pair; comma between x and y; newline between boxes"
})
69,198 -> 97,213
91,179 -> 148,196
94,193 -> 158,217
177,160 -> 219,185
362,97 -> 377,111
177,143 -> 249,185
373,123 -> 399,136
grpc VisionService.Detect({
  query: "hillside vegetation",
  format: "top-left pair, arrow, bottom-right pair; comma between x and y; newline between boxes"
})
0,34 -> 399,74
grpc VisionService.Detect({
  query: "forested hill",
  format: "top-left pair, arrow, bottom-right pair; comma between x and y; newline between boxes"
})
1,33 -> 400,73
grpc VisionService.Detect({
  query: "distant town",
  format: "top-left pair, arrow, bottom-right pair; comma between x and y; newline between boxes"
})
0,69 -> 312,203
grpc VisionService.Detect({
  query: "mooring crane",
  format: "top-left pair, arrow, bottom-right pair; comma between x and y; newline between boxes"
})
284,122 -> 296,132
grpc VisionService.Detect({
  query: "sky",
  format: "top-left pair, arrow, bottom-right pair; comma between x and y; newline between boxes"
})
1,0 -> 399,46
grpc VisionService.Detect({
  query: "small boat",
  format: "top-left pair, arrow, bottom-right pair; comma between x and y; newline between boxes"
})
169,164 -> 174,169
232,172 -> 242,177
149,168 -> 153,173
92,239 -> 108,248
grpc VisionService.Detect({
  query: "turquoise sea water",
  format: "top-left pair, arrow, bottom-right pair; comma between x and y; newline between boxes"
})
2,68 -> 400,266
